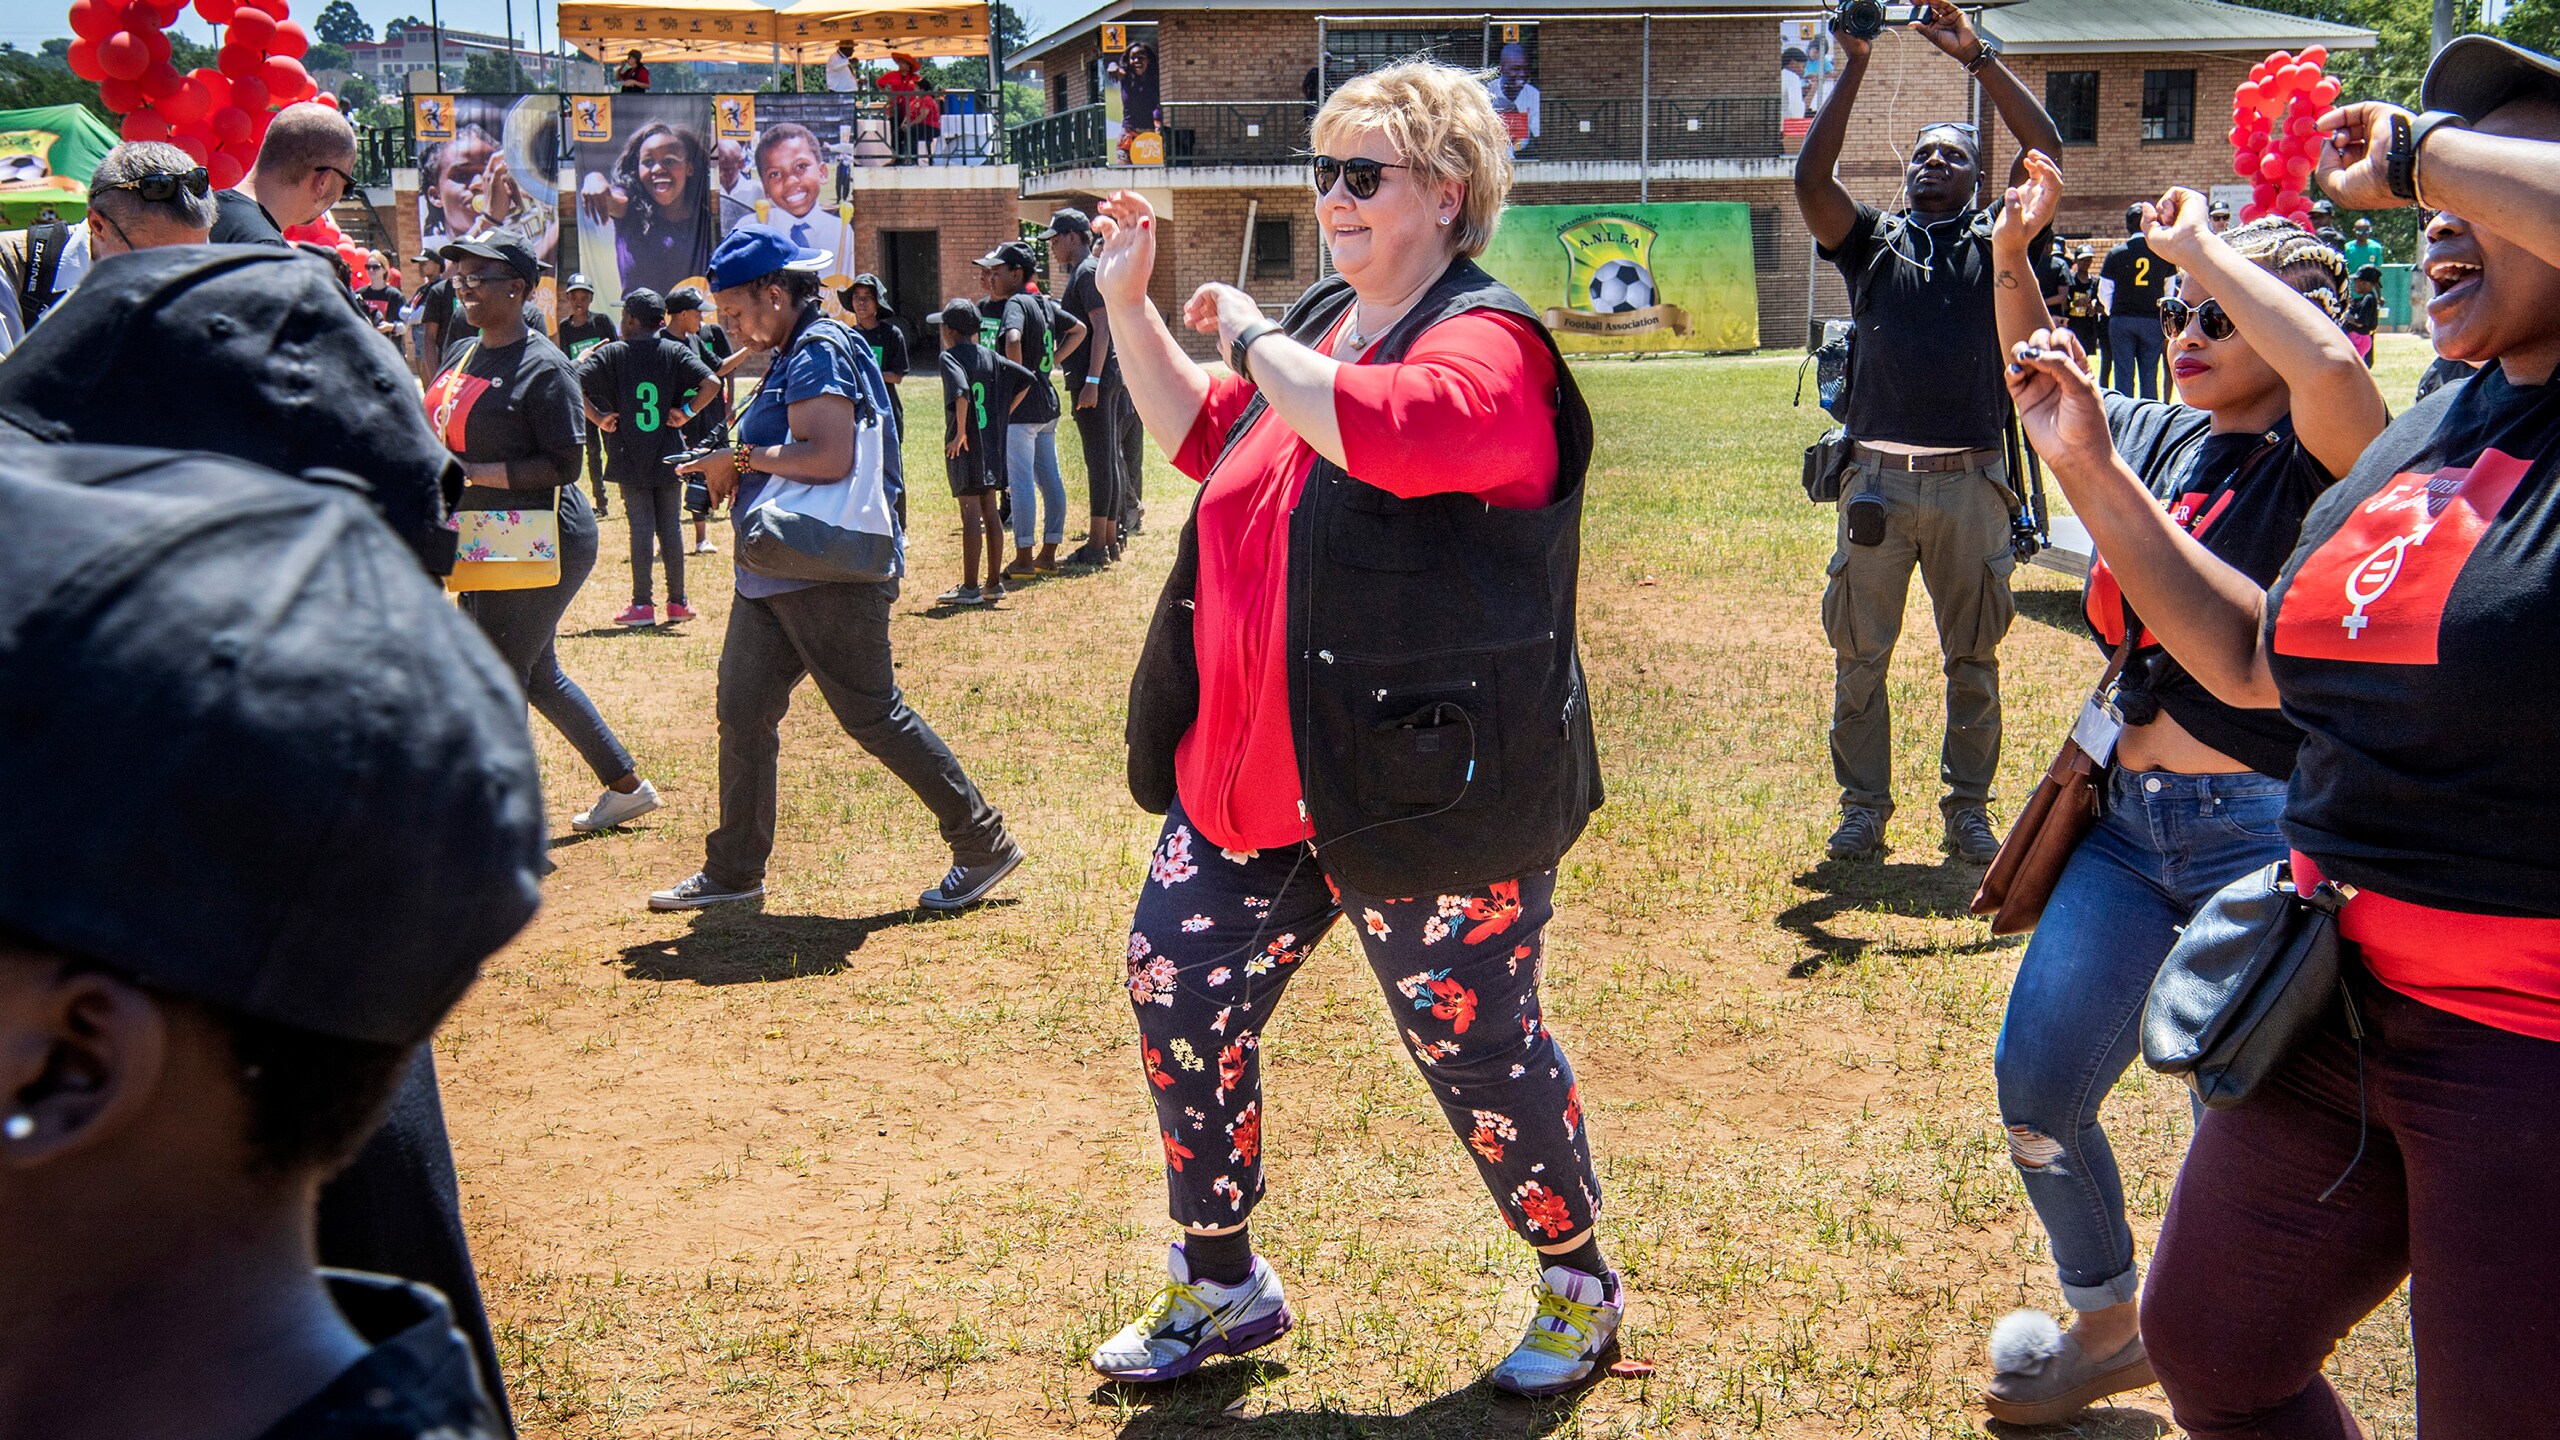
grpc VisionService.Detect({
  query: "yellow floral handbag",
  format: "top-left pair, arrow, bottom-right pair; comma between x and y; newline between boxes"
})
429,338 -> 563,593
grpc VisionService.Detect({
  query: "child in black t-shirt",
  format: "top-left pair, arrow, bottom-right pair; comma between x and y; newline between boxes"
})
2344,265 -> 2383,369
935,298 -> 1035,607
573,288 -> 715,625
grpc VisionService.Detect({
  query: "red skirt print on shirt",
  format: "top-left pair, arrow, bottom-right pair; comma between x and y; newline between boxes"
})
2272,449 -> 2533,665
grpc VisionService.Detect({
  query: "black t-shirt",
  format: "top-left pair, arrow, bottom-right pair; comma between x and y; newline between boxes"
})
2065,275 -> 2103,322
2265,363 -> 2560,914
575,331 -> 716,485
2343,292 -> 2381,337
2084,392 -> 2334,778
856,317 -> 910,378
678,321 -> 733,441
419,279 -> 474,346
1000,292 -> 1060,424
1061,254 -> 1120,390
1819,203 -> 2013,450
555,312 -> 615,362
939,339 -> 1036,489
2100,237 -> 2175,319
210,188 -> 285,247
426,331 -> 585,502
356,284 -> 402,325
251,1272 -> 503,1440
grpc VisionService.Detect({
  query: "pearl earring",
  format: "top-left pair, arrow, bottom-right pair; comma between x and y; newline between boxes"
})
4,1114 -> 32,1141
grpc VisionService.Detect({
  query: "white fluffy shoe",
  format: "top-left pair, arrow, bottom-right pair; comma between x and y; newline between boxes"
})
1490,1265 -> 1623,1397
1090,1243 -> 1294,1383
572,779 -> 661,832
1980,1309 -> 2157,1426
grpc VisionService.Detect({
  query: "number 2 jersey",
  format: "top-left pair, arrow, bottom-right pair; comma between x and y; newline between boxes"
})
2267,361 -> 2560,920
572,330 -> 715,487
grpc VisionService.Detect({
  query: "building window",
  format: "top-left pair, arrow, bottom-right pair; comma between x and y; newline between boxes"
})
2046,70 -> 2099,146
1051,70 -> 1069,111
1323,27 -> 1479,88
2142,69 -> 2195,143
1252,217 -> 1292,279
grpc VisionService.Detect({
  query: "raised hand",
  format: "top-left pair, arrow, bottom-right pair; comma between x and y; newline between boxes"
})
2004,328 -> 2113,477
1910,0 -> 1981,62
1182,283 -> 1266,369
2313,102 -> 2414,213
2142,186 -> 2215,269
1090,190 -> 1158,311
1995,149 -> 2063,251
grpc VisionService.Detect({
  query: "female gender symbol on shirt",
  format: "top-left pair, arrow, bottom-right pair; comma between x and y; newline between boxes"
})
2275,451 -> 2534,664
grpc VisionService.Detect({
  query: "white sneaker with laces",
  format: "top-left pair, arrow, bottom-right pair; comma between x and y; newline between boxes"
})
1090,1243 -> 1294,1383
1490,1265 -> 1623,1397
573,778 -> 661,832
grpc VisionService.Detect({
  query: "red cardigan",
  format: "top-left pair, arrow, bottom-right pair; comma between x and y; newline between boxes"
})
1166,308 -> 1561,853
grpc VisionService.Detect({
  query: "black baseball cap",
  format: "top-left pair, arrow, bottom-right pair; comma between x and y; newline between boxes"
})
0,246 -> 462,575
666,285 -> 705,313
973,241 -> 1039,273
623,286 -> 667,326
2424,34 -> 2560,122
0,443 -> 546,1045
438,230 -> 542,286
939,297 -> 983,332
564,271 -> 597,294
1038,207 -> 1091,239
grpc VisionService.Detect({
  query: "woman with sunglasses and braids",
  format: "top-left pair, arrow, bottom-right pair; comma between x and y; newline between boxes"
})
1974,155 -> 2386,1427
1082,61 -> 1616,1396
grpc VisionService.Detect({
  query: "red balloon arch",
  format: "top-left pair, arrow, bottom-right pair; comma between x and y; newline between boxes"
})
2229,46 -> 2344,228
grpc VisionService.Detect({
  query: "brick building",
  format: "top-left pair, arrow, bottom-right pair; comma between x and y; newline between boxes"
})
1005,0 -> 2374,355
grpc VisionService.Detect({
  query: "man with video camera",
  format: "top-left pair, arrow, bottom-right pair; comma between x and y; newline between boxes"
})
1793,0 -> 2061,864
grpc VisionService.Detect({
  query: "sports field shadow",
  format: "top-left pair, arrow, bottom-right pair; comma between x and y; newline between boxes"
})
615,906 -> 939,984
1099,1356 -> 1588,1440
1986,1405 -> 2172,1439
1778,856 -> 2009,977
2013,586 -> 2091,635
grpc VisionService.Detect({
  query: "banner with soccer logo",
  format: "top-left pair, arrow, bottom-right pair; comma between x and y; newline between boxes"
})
1477,201 -> 1760,354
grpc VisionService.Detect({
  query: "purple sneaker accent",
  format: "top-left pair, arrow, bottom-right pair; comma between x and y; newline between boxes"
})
1101,1303 -> 1295,1383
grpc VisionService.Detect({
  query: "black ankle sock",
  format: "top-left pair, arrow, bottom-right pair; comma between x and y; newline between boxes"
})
1182,1227 -> 1254,1287
1545,1236 -> 1614,1292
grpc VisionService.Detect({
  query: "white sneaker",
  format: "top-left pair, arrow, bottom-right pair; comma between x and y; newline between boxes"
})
1090,1243 -> 1294,1383
695,540 -> 719,554
572,779 -> 661,832
1490,1265 -> 1623,1397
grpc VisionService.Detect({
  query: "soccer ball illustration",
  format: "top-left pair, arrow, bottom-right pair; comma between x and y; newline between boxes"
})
1587,260 -> 1656,313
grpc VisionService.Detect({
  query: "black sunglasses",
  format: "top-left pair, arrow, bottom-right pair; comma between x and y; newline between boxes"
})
1310,155 -> 1407,200
2160,297 -> 2236,342
105,167 -> 210,203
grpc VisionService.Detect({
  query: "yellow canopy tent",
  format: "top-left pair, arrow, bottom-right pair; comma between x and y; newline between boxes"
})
558,0 -> 988,66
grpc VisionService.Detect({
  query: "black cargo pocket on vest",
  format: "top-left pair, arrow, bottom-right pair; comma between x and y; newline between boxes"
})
1327,485 -> 1437,572
1367,690 -> 1480,807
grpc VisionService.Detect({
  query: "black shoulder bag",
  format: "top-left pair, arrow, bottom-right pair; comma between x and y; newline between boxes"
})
16,220 -> 69,327
1796,320 -> 1856,502
2143,859 -> 2361,1110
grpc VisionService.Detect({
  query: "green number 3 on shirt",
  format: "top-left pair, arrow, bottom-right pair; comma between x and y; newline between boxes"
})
635,381 -> 661,433
971,380 -> 988,429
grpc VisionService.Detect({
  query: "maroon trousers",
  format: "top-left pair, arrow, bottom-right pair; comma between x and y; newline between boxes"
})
2143,965 -> 2560,1438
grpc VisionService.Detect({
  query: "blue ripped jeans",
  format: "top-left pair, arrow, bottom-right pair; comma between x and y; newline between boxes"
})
1993,765 -> 2289,1311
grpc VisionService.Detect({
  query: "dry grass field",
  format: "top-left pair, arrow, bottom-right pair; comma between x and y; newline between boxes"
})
447,337 -> 2440,1438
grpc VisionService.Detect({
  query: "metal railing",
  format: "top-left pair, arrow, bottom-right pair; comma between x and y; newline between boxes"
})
1009,95 -> 1782,176
353,122 -> 404,189
1009,104 -> 1108,172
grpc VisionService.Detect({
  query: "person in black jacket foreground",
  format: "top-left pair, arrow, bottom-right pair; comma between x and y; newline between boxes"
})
1083,62 -> 1618,1398
0,438 -> 543,1440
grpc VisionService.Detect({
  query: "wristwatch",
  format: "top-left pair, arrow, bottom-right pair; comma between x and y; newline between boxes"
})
2390,109 -> 2465,202
1963,41 -> 1997,75
1230,319 -> 1281,387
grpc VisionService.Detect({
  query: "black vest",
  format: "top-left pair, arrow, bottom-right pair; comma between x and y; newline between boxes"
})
1125,258 -> 1602,896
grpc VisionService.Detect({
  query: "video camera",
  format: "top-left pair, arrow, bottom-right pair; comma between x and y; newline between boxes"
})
1830,0 -> 1927,41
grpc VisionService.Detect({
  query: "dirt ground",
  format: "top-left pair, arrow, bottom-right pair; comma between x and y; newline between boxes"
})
448,341 -> 2436,1438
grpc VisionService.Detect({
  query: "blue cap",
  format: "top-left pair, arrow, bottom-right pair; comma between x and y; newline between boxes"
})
707,226 -> 831,292
0,442 -> 547,1045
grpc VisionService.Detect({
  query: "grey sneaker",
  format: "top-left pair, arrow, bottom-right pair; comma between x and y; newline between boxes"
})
1090,1243 -> 1294,1382
1981,1311 -> 2157,1426
1945,805 -> 2002,865
648,871 -> 764,912
1826,806 -> 1887,861
1490,1265 -> 1624,1397
919,838 -> 1024,912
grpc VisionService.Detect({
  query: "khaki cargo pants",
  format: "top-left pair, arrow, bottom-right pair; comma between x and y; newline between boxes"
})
1820,457 -> 2018,819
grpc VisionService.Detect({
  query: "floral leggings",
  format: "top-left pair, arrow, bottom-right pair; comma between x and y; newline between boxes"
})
1127,800 -> 1602,1244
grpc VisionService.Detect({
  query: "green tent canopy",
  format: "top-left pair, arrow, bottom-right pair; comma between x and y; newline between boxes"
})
0,105 -> 120,226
